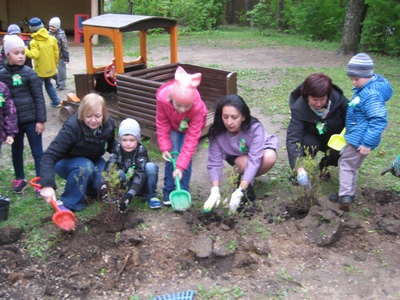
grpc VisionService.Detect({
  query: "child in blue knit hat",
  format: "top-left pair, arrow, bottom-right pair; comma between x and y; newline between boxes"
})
329,53 -> 393,210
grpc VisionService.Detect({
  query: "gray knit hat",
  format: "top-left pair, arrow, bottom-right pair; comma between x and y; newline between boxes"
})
118,118 -> 141,142
29,17 -> 44,32
346,53 -> 374,78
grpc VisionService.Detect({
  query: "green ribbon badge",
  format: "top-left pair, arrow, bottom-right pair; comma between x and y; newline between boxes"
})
316,122 -> 327,135
12,74 -> 22,86
125,166 -> 136,180
239,138 -> 248,153
0,93 -> 5,108
178,118 -> 189,132
349,96 -> 360,108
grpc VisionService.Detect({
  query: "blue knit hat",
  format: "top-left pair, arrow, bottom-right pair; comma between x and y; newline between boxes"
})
346,53 -> 374,78
29,17 -> 44,32
7,24 -> 21,35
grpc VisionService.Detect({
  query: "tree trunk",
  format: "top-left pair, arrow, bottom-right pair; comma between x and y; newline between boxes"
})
277,0 -> 285,31
337,0 -> 368,55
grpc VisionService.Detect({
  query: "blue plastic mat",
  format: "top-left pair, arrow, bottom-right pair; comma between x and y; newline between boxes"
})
153,290 -> 194,300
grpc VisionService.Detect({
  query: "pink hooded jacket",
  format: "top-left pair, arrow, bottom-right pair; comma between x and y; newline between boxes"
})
156,80 -> 207,171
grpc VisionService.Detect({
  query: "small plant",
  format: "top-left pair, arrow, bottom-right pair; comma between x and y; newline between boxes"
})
291,146 -> 320,209
362,207 -> 372,217
226,240 -> 237,251
344,263 -> 362,275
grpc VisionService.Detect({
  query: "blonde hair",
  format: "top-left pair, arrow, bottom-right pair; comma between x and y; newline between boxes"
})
78,93 -> 109,123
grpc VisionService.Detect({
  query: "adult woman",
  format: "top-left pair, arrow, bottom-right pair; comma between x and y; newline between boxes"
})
204,94 -> 278,213
286,73 -> 348,187
40,93 -> 116,211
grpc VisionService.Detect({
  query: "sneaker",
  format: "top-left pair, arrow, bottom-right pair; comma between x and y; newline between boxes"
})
103,198 -> 118,204
56,200 -> 71,211
329,193 -> 339,203
11,179 -> 28,193
339,195 -> 355,211
50,102 -> 61,108
35,188 -> 41,199
163,193 -> 171,206
147,197 -> 162,209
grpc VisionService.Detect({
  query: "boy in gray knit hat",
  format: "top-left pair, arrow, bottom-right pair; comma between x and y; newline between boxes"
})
102,118 -> 162,211
329,53 -> 393,210
49,17 -> 69,90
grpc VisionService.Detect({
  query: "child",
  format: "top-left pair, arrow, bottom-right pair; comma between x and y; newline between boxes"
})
103,118 -> 161,211
48,17 -> 69,90
0,81 -> 18,154
0,24 -> 32,69
329,53 -> 393,210
25,17 -> 61,108
156,66 -> 207,205
0,35 -> 46,194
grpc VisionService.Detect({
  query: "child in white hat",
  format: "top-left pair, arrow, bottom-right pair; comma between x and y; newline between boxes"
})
0,34 -> 46,195
48,17 -> 69,90
103,118 -> 161,210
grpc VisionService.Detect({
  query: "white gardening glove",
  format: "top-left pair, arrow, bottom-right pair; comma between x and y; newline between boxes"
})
229,188 -> 244,213
203,186 -> 221,213
297,170 -> 312,190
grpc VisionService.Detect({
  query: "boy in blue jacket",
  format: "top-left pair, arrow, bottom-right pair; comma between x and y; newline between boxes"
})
329,53 -> 393,210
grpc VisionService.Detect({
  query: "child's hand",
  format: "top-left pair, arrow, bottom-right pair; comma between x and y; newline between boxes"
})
36,122 -> 45,134
358,145 -> 371,155
172,169 -> 182,180
5,136 -> 14,145
162,151 -> 171,161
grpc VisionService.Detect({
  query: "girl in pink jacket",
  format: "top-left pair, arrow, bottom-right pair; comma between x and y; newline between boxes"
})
156,66 -> 207,206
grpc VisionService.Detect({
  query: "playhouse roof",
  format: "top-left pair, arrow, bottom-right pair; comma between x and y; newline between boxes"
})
82,13 -> 177,32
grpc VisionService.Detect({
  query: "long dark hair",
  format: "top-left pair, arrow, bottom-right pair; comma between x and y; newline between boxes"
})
208,94 -> 259,140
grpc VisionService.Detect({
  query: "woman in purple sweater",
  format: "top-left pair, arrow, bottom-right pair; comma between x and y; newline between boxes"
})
204,94 -> 278,214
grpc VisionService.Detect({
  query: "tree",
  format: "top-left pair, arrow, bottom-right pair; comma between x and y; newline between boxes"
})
337,0 -> 368,55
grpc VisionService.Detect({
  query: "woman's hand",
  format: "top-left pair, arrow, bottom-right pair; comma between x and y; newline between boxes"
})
40,186 -> 56,204
204,186 -> 221,212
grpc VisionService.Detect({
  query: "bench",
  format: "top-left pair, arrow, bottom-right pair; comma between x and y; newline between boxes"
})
116,63 -> 237,141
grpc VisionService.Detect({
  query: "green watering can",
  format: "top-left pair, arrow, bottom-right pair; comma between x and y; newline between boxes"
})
169,152 -> 192,211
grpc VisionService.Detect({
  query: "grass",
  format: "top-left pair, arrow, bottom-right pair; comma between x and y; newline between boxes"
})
1,25 -> 400,255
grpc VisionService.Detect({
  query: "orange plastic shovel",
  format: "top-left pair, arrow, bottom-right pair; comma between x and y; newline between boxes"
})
30,177 -> 77,231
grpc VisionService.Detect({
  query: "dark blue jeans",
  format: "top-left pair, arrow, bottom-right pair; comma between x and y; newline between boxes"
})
41,77 -> 60,105
118,162 -> 159,200
163,130 -> 192,196
55,156 -> 106,211
12,121 -> 43,179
